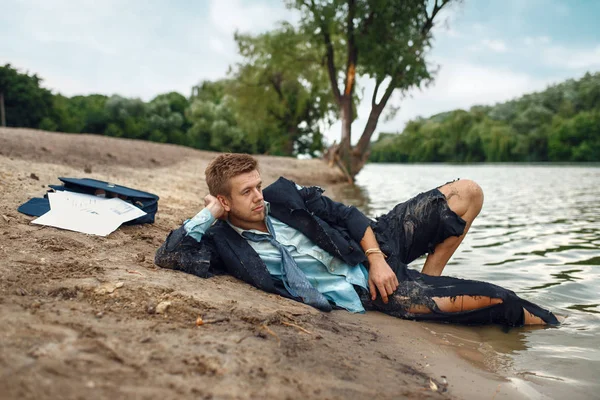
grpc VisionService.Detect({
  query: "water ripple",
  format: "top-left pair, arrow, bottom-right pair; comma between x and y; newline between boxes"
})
355,163 -> 600,397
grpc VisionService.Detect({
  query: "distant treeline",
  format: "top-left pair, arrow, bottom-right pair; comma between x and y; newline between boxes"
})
2,61 -> 599,163
0,26 -> 332,157
371,72 -> 600,163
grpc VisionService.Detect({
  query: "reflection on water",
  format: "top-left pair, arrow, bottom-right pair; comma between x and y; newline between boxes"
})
568,303 -> 600,314
527,269 -> 583,290
333,181 -> 372,215
354,163 -> 600,399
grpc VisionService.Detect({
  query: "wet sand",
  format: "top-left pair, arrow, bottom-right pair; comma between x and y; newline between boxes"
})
0,127 -> 530,399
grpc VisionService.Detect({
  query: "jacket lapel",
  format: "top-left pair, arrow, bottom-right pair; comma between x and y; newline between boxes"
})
209,221 -> 277,293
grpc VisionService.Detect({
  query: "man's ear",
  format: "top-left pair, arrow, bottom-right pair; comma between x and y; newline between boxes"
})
217,195 -> 231,212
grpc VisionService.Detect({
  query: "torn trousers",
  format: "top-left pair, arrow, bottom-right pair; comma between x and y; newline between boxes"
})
361,187 -> 559,327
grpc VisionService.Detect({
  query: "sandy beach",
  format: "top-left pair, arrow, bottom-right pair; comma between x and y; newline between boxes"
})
0,128 -> 530,399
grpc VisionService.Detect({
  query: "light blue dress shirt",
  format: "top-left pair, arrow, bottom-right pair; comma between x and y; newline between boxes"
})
183,203 -> 370,313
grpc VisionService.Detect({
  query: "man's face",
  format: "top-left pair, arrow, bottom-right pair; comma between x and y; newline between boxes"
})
219,169 -> 265,227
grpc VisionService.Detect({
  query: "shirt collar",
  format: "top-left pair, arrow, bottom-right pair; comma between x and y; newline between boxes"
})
227,201 -> 271,236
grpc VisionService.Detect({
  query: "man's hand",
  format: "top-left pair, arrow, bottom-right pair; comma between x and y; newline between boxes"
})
204,194 -> 227,220
368,256 -> 399,304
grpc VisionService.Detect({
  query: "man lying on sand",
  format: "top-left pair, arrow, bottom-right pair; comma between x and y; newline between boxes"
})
155,153 -> 558,327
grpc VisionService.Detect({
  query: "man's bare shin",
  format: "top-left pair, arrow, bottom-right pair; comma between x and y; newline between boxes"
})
421,180 -> 483,276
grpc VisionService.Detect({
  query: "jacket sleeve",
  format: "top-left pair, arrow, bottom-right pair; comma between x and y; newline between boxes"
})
298,185 -> 372,244
154,225 -> 223,278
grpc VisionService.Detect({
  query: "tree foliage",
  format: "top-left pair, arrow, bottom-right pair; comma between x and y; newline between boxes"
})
3,31 -> 598,165
146,92 -> 189,144
287,0 -> 455,179
370,72 -> 600,163
0,64 -> 53,128
229,24 -> 337,157
187,80 -> 252,153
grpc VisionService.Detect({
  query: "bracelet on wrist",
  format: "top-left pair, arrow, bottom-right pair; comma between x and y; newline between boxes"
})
365,248 -> 387,259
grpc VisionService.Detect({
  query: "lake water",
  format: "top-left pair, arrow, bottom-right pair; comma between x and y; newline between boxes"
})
348,164 -> 600,399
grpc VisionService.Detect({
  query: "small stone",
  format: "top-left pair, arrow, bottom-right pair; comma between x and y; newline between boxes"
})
84,165 -> 92,174
1,215 -> 9,223
95,312 -> 104,318
30,173 -> 39,181
94,282 -> 124,295
86,381 -> 96,388
140,337 -> 152,343
136,253 -> 146,263
196,316 -> 204,326
155,301 -> 171,314
15,288 -> 28,296
429,379 -> 438,392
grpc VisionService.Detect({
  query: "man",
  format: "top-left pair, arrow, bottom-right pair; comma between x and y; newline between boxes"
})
155,153 -> 558,327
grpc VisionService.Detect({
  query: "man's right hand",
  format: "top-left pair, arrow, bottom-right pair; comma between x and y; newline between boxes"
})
204,194 -> 227,220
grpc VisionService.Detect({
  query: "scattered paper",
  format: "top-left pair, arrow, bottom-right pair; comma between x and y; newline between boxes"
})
32,191 -> 146,236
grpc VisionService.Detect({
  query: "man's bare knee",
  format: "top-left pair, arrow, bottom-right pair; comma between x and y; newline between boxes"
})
439,179 -> 483,218
462,179 -> 484,214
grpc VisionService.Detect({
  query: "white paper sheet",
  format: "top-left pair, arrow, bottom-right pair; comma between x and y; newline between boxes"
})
47,191 -> 109,213
32,191 -> 147,236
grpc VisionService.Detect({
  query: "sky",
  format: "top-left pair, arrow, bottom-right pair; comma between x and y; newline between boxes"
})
2,0 -> 600,143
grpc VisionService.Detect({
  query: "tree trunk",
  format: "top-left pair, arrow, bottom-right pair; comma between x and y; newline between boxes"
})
285,125 -> 297,156
351,103 -> 385,174
0,92 -> 5,127
328,95 -> 378,183
337,96 -> 354,182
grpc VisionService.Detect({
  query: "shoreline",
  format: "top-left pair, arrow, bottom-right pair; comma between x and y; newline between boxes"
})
0,127 -> 530,399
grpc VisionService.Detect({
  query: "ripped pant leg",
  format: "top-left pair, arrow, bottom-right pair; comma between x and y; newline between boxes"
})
356,274 -> 559,328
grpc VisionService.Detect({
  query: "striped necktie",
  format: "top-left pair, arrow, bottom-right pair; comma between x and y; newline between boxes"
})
242,218 -> 332,311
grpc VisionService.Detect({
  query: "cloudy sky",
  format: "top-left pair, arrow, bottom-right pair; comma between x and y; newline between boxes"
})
2,0 -> 599,142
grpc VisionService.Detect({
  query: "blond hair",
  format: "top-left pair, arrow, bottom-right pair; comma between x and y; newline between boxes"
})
205,153 -> 259,196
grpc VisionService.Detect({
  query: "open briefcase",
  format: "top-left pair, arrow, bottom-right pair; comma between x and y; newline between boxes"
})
18,177 -> 159,225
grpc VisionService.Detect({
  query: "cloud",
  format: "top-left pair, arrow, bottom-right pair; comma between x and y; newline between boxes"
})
471,23 -> 487,34
208,0 -> 294,36
481,39 -> 508,53
0,0 -> 296,100
390,60 -> 550,116
542,44 -> 600,70
324,59 -> 554,144
524,36 -> 551,46
1,0 -> 595,148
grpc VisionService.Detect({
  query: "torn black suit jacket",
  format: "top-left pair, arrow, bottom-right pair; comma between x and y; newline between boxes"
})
154,177 -> 372,303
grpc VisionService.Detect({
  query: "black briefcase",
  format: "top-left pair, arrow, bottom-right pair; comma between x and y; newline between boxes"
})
18,177 -> 159,225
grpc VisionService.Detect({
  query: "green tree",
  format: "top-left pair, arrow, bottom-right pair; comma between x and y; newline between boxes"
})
288,0 -> 456,180
103,95 -> 149,139
230,24 -> 337,157
549,111 -> 600,161
187,80 -> 253,152
42,94 -> 109,134
74,95 -> 109,134
146,92 -> 189,144
370,71 -> 600,164
0,64 -> 53,128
